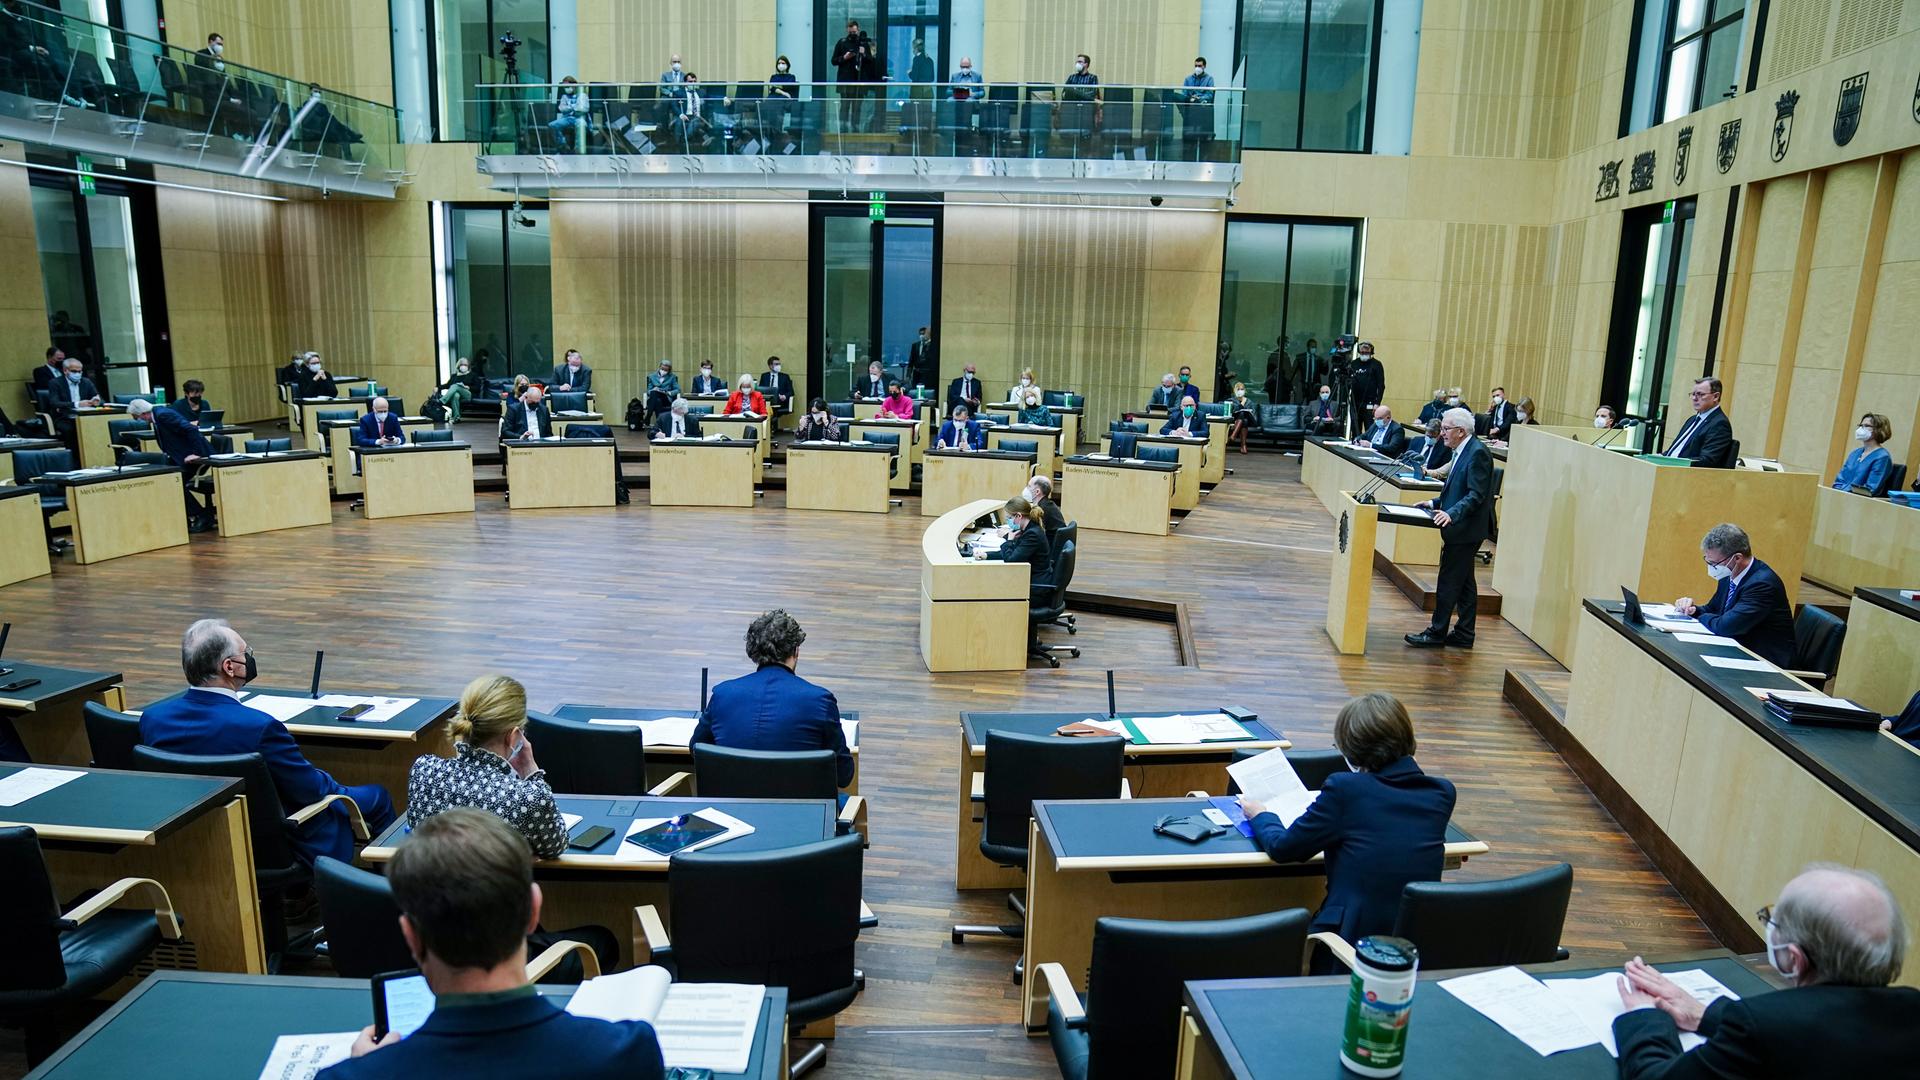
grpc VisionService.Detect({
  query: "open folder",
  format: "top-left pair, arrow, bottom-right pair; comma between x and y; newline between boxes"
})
566,965 -> 767,1074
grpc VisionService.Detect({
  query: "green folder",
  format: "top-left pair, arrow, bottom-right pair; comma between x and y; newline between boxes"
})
1640,454 -> 1694,467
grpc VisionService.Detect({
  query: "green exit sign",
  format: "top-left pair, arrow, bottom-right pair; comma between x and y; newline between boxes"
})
868,191 -> 885,220
75,154 -> 95,195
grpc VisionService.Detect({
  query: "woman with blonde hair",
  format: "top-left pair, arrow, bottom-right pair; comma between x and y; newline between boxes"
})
1008,366 -> 1041,404
407,674 -> 567,858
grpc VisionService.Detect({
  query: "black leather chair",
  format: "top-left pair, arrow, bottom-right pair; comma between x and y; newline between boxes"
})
982,412 -> 1013,426
1107,432 -> 1138,459
1030,541 -> 1080,667
1045,522 -> 1079,634
1042,909 -> 1311,1080
1391,863 -> 1573,970
314,409 -> 359,449
311,856 -> 413,978
953,730 -> 1125,962
82,702 -> 141,770
1110,420 -> 1147,435
105,418 -> 150,450
1228,747 -> 1348,794
0,826 -> 182,1064
13,447 -> 75,553
1137,445 -> 1177,464
691,744 -> 860,837
111,393 -> 158,406
1787,604 -> 1847,688
1000,438 -> 1039,456
636,833 -> 873,1076
244,438 -> 294,453
410,428 -> 454,444
548,391 -> 588,413
828,402 -> 855,421
1877,463 -> 1907,497
564,424 -> 613,439
128,746 -> 368,969
859,430 -> 902,479
524,711 -> 653,796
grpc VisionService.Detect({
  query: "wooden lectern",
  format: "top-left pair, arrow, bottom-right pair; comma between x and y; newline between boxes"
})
1325,491 -> 1442,654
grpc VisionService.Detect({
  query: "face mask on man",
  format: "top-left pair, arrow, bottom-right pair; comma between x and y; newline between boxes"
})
1594,416 -> 1609,429
1765,921 -> 1800,980
1492,394 -> 1505,405
1193,66 -> 1204,77
211,41 -> 223,56
1074,61 -> 1086,72
1448,395 -> 1461,406
1183,405 -> 1196,416
1320,391 -> 1331,402
1706,558 -> 1735,581
771,364 -> 782,374
1179,373 -> 1190,383
671,61 -> 681,72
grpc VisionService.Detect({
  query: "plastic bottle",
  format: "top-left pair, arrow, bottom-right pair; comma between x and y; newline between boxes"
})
1339,935 -> 1417,1076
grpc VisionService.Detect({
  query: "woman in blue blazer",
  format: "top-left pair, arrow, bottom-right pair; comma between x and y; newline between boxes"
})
1833,413 -> 1892,493
1239,692 -> 1456,972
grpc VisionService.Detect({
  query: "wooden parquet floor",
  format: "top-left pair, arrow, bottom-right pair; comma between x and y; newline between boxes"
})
0,444 -> 1716,1079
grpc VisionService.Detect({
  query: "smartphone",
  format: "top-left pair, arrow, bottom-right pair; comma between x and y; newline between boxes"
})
337,702 -> 374,720
371,969 -> 435,1040
0,678 -> 41,693
568,824 -> 614,850
665,1069 -> 715,1080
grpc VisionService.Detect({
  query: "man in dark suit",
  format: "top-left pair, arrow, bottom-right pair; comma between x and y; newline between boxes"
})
907,327 -> 937,390
139,619 -> 396,868
1402,418 -> 1453,473
1147,373 -> 1184,409
130,399 -> 217,530
502,385 -> 552,440
1355,405 -> 1408,458
947,365 -> 984,416
1160,399 -> 1206,436
1306,384 -> 1342,435
693,610 -> 854,796
1663,376 -> 1736,467
550,349 -> 591,393
324,809 -> 665,1079
1407,407 -> 1494,648
355,397 -> 405,447
757,356 -> 794,413
48,357 -> 102,447
1026,475 -> 1066,552
1294,338 -> 1326,404
1346,341 -> 1385,439
852,361 -> 888,401
650,397 -> 701,440
1673,522 -> 1796,667
31,347 -> 66,391
296,353 -> 337,399
690,361 -> 725,396
1613,865 -> 1916,1079
1485,387 -> 1517,441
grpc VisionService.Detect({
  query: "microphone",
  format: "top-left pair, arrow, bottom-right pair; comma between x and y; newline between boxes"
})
309,650 -> 325,699
1106,669 -> 1117,719
699,666 -> 709,712
0,621 -> 11,659
1352,453 -> 1398,505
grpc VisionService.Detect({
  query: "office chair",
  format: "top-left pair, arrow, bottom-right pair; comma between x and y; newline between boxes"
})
244,438 -> 294,453
548,391 -> 588,413
860,431 -> 902,480
563,424 -> 613,439
1875,463 -> 1906,498
1476,466 -> 1506,565
1000,438 -> 1039,456
525,712 -> 652,795
636,833 -> 873,1077
1390,863 -> 1574,969
1030,541 -> 1080,667
1136,445 -> 1177,465
1227,747 -> 1348,794
953,730 -> 1124,971
691,744 -> 862,838
982,412 -> 1013,426
347,385 -> 387,398
1107,432 -> 1138,459
112,450 -> 167,468
1113,421 -> 1147,435
0,826 -> 182,1065
129,746 -> 368,971
13,447 -> 74,555
1041,390 -> 1071,408
1046,522 -> 1079,634
1786,605 -> 1846,688
82,701 -> 142,770
410,428 -> 454,444
828,402 -> 856,420
106,418 -> 150,449
1041,910 -> 1311,1080
111,393 -> 158,405
1725,438 -> 1741,469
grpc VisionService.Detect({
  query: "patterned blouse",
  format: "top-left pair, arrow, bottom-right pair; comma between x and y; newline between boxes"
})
407,743 -> 569,858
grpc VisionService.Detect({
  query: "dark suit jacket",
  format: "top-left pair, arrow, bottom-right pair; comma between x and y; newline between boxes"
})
1360,420 -> 1408,458
1612,983 -> 1920,1080
1434,436 -> 1494,546
854,374 -> 889,400
908,339 -> 937,381
319,990 -> 664,1080
502,400 -> 553,440
150,406 -> 212,464
1486,400 -> 1516,439
690,373 -> 726,395
139,688 -> 370,866
1695,558 -> 1796,667
550,363 -> 592,392
49,377 -> 100,418
694,664 -> 853,788
937,419 -> 984,450
1666,407 -> 1735,468
1404,435 -> 1453,470
1249,756 -> 1455,943
758,370 -> 795,406
1036,497 -> 1066,549
650,412 -> 702,439
297,372 -> 337,399
355,412 -> 404,447
1349,358 -> 1385,406
1308,396 -> 1339,422
1417,400 -> 1447,423
1160,410 -> 1206,437
987,520 -> 1053,588
31,363 -> 64,390
947,375 -> 984,411
1147,385 -> 1183,409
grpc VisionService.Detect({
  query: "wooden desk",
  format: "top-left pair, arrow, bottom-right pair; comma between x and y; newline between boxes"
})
1560,601 -> 1920,982
921,448 -> 1035,518
139,686 -> 457,811
0,660 -> 124,765
50,465 -> 189,565
1200,415 -> 1231,483
984,423 -> 1060,479
785,442 -> 894,513
1021,797 -> 1486,1028
549,705 -> 863,794
133,425 -> 253,457
954,708 -> 1286,890
322,417 -> 435,495
505,438 -> 618,509
205,452 -> 331,538
0,484 -> 51,586
1326,490 -> 1444,654
70,406 -> 129,468
294,398 -> 364,451
25,971 -> 791,1080
1176,953 -> 1779,1080
1059,455 -> 1176,535
847,417 -> 925,492
1493,426 -> 1817,667
1832,587 -> 1920,718
920,498 -> 1030,671
362,795 -> 836,969
0,435 -> 64,480
649,438 -> 758,507
1100,432 -> 1206,510
1299,436 -> 1443,566
359,442 -> 475,520
1805,484 -> 1920,592
549,409 -> 608,437
2,764 -> 264,976
1051,405 -> 1083,453
699,414 -> 773,480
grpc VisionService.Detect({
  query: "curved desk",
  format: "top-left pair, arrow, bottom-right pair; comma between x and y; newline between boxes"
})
920,497 -> 1030,671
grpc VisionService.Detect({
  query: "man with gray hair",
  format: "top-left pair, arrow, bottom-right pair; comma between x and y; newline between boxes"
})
1149,373 -> 1183,409
1613,864 -> 1917,1076
650,396 -> 700,440
1673,522 -> 1795,667
1406,406 -> 1494,648
138,618 -> 396,869
129,397 -> 218,531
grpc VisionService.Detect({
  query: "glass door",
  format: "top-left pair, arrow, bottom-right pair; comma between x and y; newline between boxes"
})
441,203 -> 552,383
810,203 -> 941,402
815,0 -> 950,137
29,168 -> 164,399
1603,198 -> 1695,448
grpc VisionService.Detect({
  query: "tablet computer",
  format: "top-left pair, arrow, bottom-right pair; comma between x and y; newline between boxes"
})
625,813 -> 728,857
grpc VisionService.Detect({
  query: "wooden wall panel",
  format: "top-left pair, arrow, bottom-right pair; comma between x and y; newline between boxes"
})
161,0 -> 391,105
576,0 -> 776,84
0,148 -> 54,415
156,188 -> 290,424
981,0 -> 1201,85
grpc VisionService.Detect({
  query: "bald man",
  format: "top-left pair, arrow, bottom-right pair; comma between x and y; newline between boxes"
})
355,396 -> 404,447
1613,864 -> 1918,1077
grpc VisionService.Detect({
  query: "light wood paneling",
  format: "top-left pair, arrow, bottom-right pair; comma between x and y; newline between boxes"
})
981,0 -> 1202,86
1804,484 -> 1920,591
1830,599 -> 1920,717
575,0 -> 775,84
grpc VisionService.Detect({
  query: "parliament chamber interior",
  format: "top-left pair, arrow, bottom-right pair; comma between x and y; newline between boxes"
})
2,0 -> 1919,1076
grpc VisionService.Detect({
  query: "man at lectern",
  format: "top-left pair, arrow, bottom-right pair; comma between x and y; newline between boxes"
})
1405,407 -> 1493,649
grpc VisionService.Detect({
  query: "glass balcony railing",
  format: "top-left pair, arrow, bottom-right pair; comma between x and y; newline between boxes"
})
468,80 -> 1242,164
0,1 -> 401,194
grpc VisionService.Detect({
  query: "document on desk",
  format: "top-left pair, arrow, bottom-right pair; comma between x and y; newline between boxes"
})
1541,970 -> 1736,1056
1437,966 -> 1595,1057
587,716 -> 699,747
841,719 -> 859,745
1702,656 -> 1776,673
1224,748 -> 1318,827
562,812 -> 583,831
1121,713 -> 1253,745
1675,632 -> 1740,646
0,767 -> 83,807
240,694 -> 324,723
313,694 -> 417,723
564,963 -> 672,1022
255,1032 -> 356,1080
653,983 -> 767,1073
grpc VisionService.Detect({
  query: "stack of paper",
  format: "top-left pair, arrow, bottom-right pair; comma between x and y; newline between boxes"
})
1703,656 -> 1777,673
1674,632 -> 1739,646
240,693 -> 416,724
1121,713 -> 1252,745
1439,965 -> 1738,1057
563,967 -> 766,1074
0,767 -> 84,807
587,716 -> 699,747
255,1032 -> 357,1080
1224,748 -> 1318,826
1639,603 -> 1706,633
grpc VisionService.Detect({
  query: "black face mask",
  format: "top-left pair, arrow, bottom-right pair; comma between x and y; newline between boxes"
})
232,649 -> 257,684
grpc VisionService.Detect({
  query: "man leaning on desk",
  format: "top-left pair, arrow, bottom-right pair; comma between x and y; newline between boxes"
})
693,610 -> 854,796
130,398 -> 218,533
1672,523 -> 1796,668
1612,864 -> 1918,1078
324,809 -> 665,1079
139,619 -> 396,868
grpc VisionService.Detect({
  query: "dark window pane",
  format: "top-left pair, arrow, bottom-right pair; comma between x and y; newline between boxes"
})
1241,0 -> 1305,150
1711,0 -> 1745,23
1218,218 -> 1360,405
1301,0 -> 1376,151
1698,23 -> 1741,110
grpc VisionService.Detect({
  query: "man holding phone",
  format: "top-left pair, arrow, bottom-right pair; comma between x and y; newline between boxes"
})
323,809 -> 666,1078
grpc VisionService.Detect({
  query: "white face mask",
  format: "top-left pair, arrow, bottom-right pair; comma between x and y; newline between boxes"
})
210,41 -> 223,55
1594,416 -> 1609,429
373,410 -> 388,419
671,61 -> 681,72
1448,396 -> 1461,406
1515,411 -> 1528,423
961,66 -> 971,74
1320,392 -> 1331,401
1706,559 -> 1735,581
1492,395 -> 1504,405
308,363 -> 321,372
1074,61 -> 1086,71
777,62 -> 789,72
1193,66 -> 1204,77
700,366 -> 712,374
1020,378 -> 1032,387
1765,921 -> 1800,980
1856,426 -> 1873,441
771,364 -> 781,373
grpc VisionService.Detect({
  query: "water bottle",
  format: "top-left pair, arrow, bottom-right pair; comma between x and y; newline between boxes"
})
154,386 -> 167,404
1339,935 -> 1417,1076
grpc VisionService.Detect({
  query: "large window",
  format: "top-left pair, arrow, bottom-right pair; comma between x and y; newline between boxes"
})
809,202 -> 941,401
1238,0 -> 1378,152
1623,0 -> 1745,134
814,0 -> 951,135
433,0 -> 551,142
1601,198 -> 1695,449
438,204 -> 552,383
1217,217 -> 1362,404
29,163 -> 169,399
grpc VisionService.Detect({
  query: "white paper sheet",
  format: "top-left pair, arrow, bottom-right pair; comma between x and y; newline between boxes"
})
1225,748 -> 1319,826
1702,656 -> 1776,673
1541,969 -> 1737,1056
255,1032 -> 357,1080
586,716 -> 698,747
623,806 -> 755,857
1127,713 -> 1251,744
239,694 -> 323,723
1674,633 -> 1740,646
312,694 -> 417,723
561,813 -> 583,831
1437,966 -> 1596,1057
1646,617 -> 1707,633
564,964 -> 672,1023
654,983 -> 767,1074
841,719 -> 859,745
0,767 -> 83,807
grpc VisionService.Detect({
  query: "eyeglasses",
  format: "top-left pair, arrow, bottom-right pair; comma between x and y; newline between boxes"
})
1689,389 -> 1714,399
1702,554 -> 1733,569
1755,905 -> 1777,930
